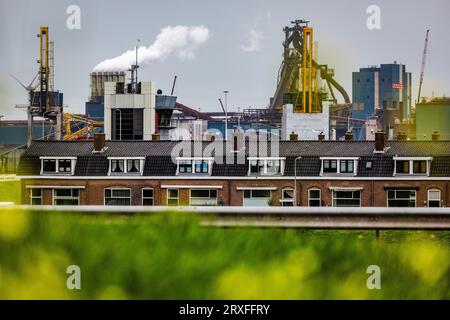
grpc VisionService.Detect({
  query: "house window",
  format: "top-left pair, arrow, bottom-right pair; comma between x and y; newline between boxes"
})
53,189 -> 79,206
167,189 -> 179,206
142,188 -> 154,206
177,158 -> 212,175
41,158 -> 75,174
127,159 -> 141,173
42,159 -> 56,172
340,160 -> 354,173
266,160 -> 281,174
308,188 -> 321,207
387,190 -> 416,207
248,158 -> 285,175
109,158 -> 143,175
323,160 -> 337,173
413,161 -> 427,174
281,188 -> 294,207
179,160 -> 192,173
394,158 -> 431,175
105,188 -> 131,206
190,189 -> 217,206
427,189 -> 441,208
396,161 -> 409,174
243,189 -> 272,207
194,160 -> 209,173
111,159 -> 125,173
58,160 -> 72,173
30,189 -> 42,205
332,190 -> 361,207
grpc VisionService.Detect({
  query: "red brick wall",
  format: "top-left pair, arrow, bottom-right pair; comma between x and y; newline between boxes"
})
21,178 -> 449,207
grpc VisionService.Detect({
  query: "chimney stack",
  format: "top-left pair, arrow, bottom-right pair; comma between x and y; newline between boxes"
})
375,131 -> 386,152
318,132 -> 325,141
397,132 -> 407,141
289,131 -> 298,141
344,131 -> 353,141
432,131 -> 440,141
93,133 -> 106,152
152,133 -> 160,141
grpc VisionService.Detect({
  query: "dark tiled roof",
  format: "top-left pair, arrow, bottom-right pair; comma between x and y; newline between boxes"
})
18,140 -> 450,177
17,156 -> 40,175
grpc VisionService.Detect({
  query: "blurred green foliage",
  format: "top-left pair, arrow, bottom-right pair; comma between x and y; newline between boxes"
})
0,180 -> 21,204
0,209 -> 449,299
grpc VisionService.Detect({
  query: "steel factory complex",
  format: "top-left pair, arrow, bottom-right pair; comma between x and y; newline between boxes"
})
2,20 -> 450,208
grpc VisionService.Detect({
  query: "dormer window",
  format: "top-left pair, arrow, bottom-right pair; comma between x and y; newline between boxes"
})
248,157 -> 285,176
108,157 -> 145,175
393,157 -> 432,176
40,157 -> 76,175
176,158 -> 213,175
320,157 -> 358,176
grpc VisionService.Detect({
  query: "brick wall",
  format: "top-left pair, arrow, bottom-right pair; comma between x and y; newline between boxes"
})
21,178 -> 449,207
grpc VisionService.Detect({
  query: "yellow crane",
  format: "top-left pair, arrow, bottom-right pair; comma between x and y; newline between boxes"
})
63,113 -> 103,141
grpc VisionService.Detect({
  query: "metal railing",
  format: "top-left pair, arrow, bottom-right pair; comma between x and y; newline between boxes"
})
2,205 -> 450,230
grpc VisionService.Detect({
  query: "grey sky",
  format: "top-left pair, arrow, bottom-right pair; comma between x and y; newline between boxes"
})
1,0 -> 449,119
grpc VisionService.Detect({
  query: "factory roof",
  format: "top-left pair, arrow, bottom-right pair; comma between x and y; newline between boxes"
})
17,140 -> 450,177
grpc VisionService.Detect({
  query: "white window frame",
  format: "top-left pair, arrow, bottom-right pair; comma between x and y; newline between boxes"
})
167,189 -> 179,206
386,189 -> 417,208
40,157 -> 77,176
108,157 -> 145,175
176,157 -> 214,176
332,190 -> 361,207
427,189 -> 441,208
142,188 -> 154,206
393,157 -> 432,176
320,157 -> 359,176
30,188 -> 43,205
52,188 -> 80,206
189,189 -> 218,206
104,187 -> 132,206
308,188 -> 322,207
247,157 -> 286,176
280,188 -> 295,206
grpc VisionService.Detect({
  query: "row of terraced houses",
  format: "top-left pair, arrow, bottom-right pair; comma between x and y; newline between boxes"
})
17,132 -> 450,208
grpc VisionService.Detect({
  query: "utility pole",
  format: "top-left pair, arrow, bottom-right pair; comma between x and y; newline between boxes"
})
223,90 -> 229,140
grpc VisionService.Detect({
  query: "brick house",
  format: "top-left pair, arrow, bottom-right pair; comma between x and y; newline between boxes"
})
17,133 -> 450,208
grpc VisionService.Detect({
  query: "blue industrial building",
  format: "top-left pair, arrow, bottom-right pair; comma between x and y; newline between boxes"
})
352,63 -> 412,122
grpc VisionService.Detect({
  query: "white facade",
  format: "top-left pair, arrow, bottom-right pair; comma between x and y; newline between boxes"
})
104,81 -> 156,140
169,119 -> 207,141
281,103 -> 330,140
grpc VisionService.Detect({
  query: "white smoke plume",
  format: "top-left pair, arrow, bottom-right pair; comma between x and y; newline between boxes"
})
93,25 -> 210,72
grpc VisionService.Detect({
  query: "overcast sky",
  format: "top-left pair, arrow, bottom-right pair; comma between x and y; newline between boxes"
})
1,0 -> 449,119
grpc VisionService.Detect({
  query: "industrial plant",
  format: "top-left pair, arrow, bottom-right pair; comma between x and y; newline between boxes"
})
1,20 -> 449,177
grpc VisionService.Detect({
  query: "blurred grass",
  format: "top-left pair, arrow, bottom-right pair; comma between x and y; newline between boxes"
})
0,209 -> 449,299
0,180 -> 21,204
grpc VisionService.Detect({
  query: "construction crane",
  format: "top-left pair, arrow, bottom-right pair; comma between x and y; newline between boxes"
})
417,29 -> 430,104
63,113 -> 103,141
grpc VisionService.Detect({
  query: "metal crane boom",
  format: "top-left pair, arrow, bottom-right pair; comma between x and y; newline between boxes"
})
417,29 -> 430,104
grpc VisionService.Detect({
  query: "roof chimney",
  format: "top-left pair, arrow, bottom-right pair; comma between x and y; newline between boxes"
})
152,133 -> 160,141
396,132 -> 407,141
344,131 -> 353,141
93,133 -> 106,152
375,131 -> 386,152
289,131 -> 298,141
318,132 -> 325,141
432,131 -> 440,141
